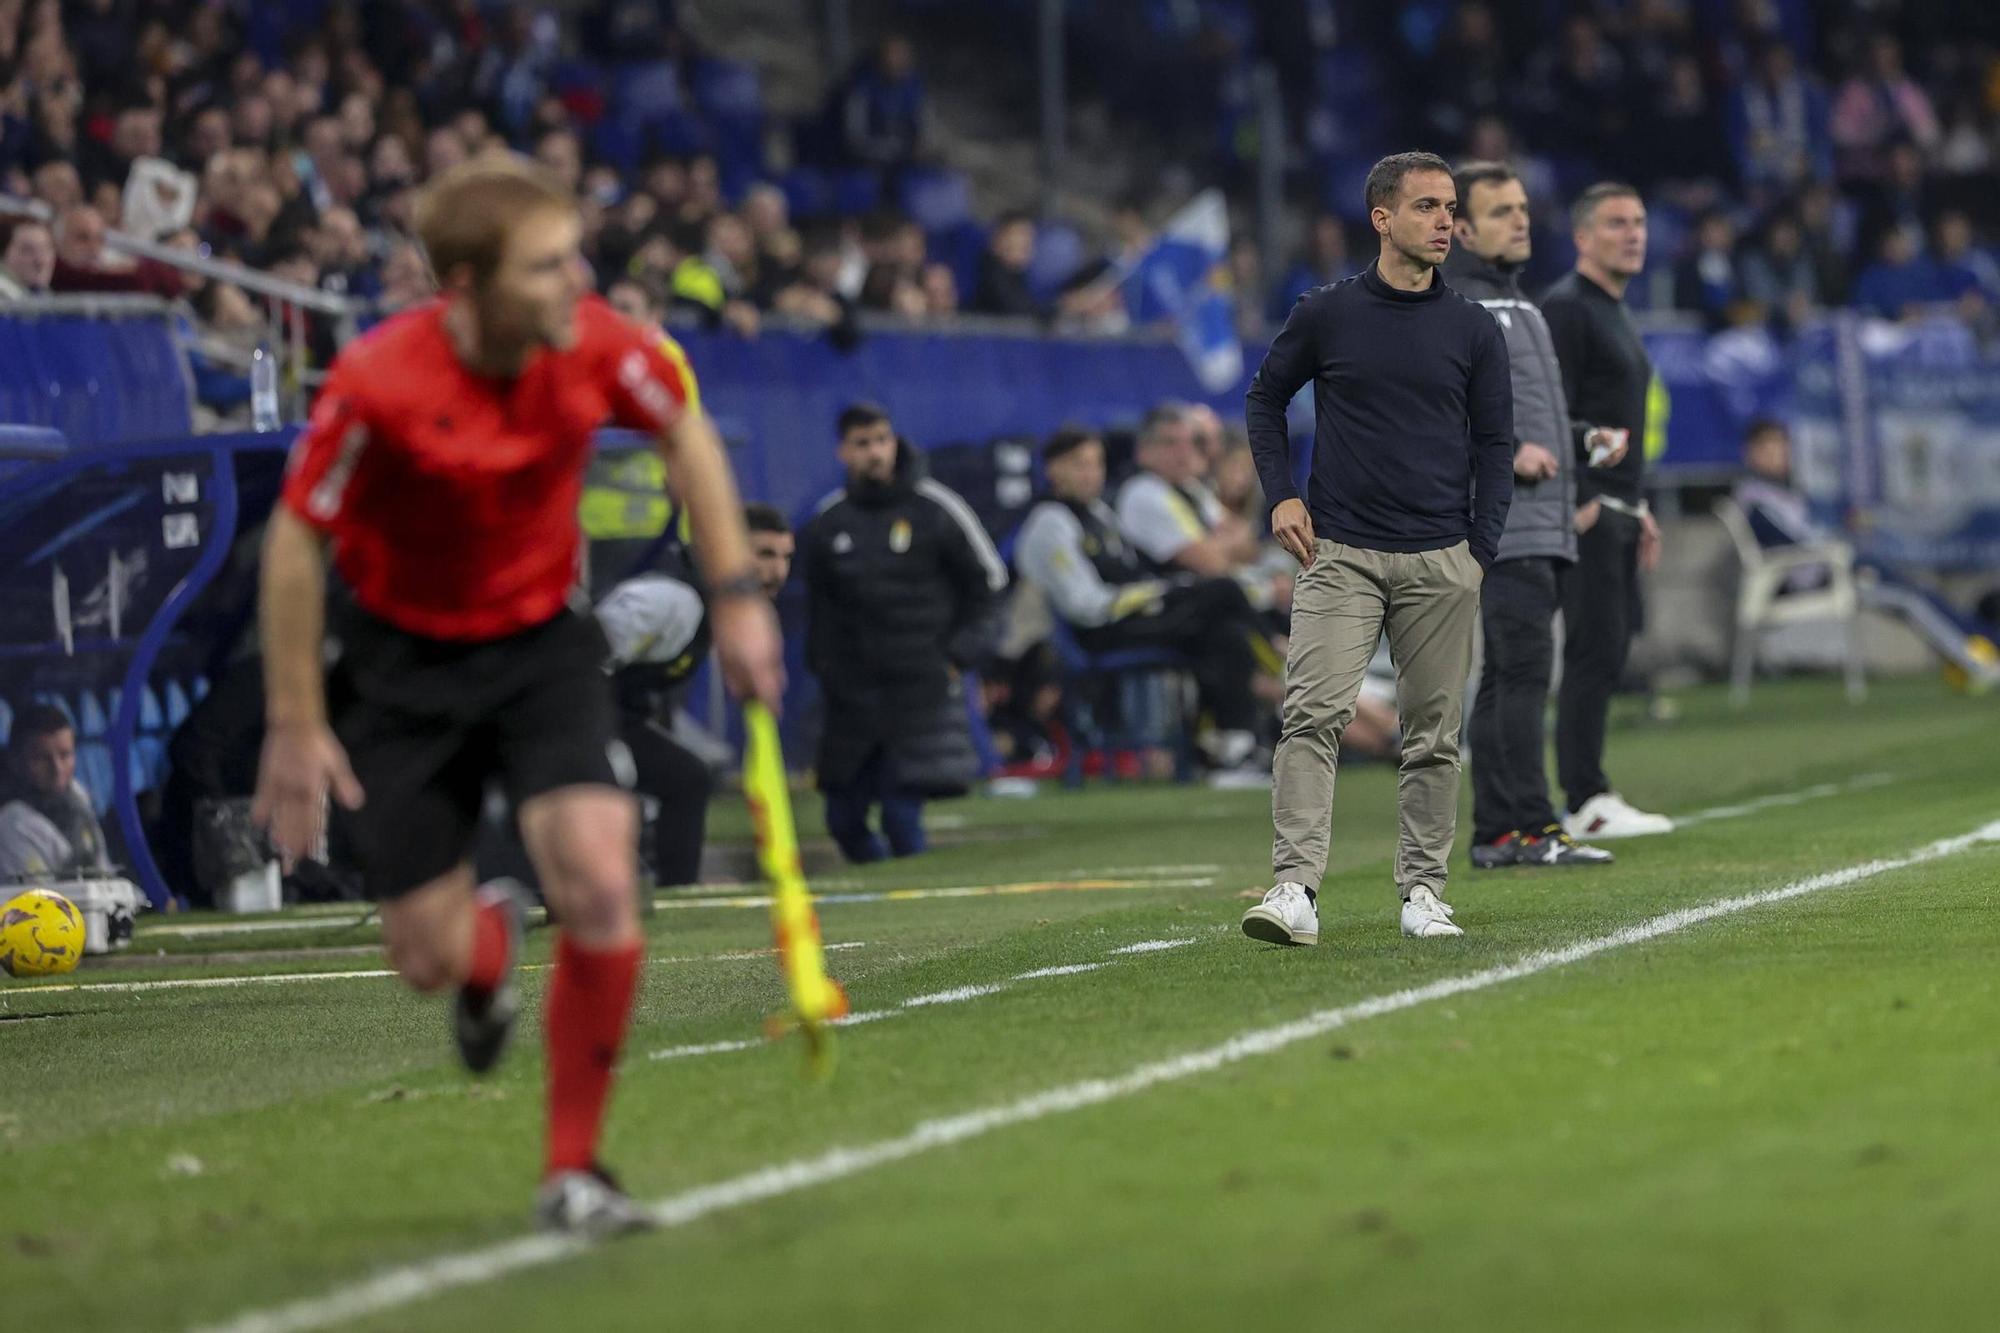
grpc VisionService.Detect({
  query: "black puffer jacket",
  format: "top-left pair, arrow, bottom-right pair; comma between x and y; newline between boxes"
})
802,441 -> 1009,795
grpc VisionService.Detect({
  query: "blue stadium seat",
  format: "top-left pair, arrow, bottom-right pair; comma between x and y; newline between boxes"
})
611,60 -> 683,123
781,166 -> 836,218
929,220 -> 988,302
77,690 -> 108,739
835,167 -> 883,217
164,680 -> 192,728
77,742 -> 114,814
1027,222 -> 1087,302
0,696 -> 11,747
899,167 -> 974,232
1044,618 -> 1196,787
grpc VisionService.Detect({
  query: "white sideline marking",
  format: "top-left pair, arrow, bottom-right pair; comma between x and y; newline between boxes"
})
655,875 -> 1216,911
199,818 -> 2000,1333
1109,938 -> 1195,955
1673,772 -> 1896,829
901,983 -> 1008,1008
9,943 -> 868,1000
648,953 -> 1127,1064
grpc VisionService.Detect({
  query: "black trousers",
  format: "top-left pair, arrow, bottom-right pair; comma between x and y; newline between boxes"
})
1556,508 -> 1641,814
1077,577 -> 1260,732
621,712 -> 713,888
1470,556 -> 1562,844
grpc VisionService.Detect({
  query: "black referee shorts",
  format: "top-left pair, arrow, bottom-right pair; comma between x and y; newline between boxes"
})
328,605 -> 625,899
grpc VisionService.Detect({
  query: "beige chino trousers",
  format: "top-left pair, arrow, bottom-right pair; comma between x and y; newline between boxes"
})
1272,538 -> 1483,898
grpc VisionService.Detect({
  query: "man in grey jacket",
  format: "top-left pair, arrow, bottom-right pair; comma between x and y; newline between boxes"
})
1444,161 -> 1615,868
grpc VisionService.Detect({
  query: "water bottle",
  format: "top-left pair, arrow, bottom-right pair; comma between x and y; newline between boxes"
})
251,341 -> 281,431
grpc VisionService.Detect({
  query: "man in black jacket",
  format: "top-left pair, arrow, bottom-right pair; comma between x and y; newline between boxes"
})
1542,182 -> 1675,841
1444,161 -> 1615,870
802,404 -> 1009,862
1240,151 -> 1514,948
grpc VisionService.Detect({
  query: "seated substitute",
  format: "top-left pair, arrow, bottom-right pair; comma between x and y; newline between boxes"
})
1015,427 -> 1267,778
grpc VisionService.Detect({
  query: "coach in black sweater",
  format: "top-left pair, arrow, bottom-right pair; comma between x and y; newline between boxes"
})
1239,150 -> 1514,950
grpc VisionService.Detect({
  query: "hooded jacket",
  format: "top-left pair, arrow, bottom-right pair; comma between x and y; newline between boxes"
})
801,439 -> 1009,795
1441,249 -> 1577,564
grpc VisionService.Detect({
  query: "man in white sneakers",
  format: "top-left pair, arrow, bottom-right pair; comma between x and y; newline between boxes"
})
1240,152 -> 1515,946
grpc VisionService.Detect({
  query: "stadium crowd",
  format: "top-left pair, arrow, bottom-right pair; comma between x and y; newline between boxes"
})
2,0 -> 1998,363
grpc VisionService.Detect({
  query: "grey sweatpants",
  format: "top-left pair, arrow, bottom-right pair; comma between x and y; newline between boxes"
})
1271,539 -> 1483,898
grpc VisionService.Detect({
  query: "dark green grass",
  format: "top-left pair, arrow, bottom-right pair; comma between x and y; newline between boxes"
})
3,677 -> 1997,1332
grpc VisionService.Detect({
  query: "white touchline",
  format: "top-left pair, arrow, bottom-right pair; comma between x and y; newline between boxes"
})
8,943 -> 869,1001
198,818 -> 2000,1333
901,983 -> 1009,1008
644,944 -> 1172,1064
1011,963 -> 1105,980
1673,771 -> 1896,829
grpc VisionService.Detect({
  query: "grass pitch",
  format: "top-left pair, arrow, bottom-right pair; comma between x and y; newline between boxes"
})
4,677 -> 1998,1332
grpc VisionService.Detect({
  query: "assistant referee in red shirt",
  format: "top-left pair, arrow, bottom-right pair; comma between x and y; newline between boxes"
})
255,157 -> 783,1234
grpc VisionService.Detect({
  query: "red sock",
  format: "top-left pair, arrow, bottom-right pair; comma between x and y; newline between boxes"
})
464,898 -> 511,995
543,933 -> 643,1177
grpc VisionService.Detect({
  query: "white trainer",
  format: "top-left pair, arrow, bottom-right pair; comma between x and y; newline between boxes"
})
1241,881 -> 1318,946
1400,884 -> 1463,938
1564,791 -> 1675,840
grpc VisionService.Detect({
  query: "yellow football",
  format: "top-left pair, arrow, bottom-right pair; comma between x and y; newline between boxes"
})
0,888 -> 86,978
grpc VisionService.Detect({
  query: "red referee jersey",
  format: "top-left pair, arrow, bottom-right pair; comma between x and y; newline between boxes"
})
280,295 -> 690,641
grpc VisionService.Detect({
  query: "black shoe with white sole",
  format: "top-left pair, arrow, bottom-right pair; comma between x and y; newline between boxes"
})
1527,825 -> 1615,866
536,1163 -> 655,1236
452,878 -> 527,1075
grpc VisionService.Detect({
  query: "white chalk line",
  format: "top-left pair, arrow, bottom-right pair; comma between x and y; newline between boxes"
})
644,947 -> 1164,1065
1672,772 -> 1896,829
197,817 -> 2000,1333
138,867 -> 1222,939
5,942 -> 869,1000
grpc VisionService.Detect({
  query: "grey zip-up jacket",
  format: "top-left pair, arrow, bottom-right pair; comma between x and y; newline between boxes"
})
1441,250 -> 1576,564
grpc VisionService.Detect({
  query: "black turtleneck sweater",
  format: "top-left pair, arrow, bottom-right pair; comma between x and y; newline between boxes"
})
1245,261 -> 1515,566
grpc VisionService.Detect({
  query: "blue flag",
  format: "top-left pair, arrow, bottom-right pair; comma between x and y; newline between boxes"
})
1123,191 -> 1243,393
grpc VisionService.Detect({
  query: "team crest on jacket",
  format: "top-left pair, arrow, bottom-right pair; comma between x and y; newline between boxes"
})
832,531 -> 854,554
889,519 -> 913,553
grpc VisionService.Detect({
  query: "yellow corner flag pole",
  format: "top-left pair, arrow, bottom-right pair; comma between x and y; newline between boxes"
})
742,701 -> 850,1075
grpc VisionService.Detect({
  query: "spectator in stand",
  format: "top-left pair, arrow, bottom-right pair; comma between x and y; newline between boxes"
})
1739,211 -> 1822,333
1795,180 -> 1854,305
1831,33 -> 1941,183
32,160 -> 83,211
1271,213 -> 1348,323
0,704 -> 112,882
50,202 -> 180,296
534,126 -> 583,196
1530,14 -> 1630,165
832,33 -> 930,169
312,206 -> 375,294
771,226 -> 850,328
1930,210 -> 1999,321
1673,210 -> 1753,331
374,237 -> 432,316
1726,39 -> 1833,198
971,210 -> 1043,318
1853,223 -> 1944,322
1636,55 -> 1733,202
1858,140 -> 1938,259
0,216 -> 56,298
1418,1 -> 1511,147
920,261 -> 959,318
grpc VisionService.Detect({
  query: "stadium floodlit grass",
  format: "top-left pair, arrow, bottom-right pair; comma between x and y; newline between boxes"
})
5,677 -> 1999,1332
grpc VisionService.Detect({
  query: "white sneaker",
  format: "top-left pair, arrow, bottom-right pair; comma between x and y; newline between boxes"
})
1400,885 -> 1463,938
1241,881 -> 1318,946
1200,728 -> 1259,769
1564,792 -> 1675,840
